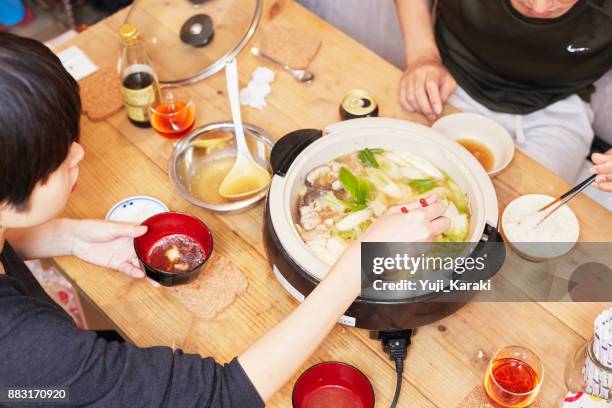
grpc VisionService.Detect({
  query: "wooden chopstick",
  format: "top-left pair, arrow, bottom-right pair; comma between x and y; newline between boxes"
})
537,174 -> 597,213
535,174 -> 596,226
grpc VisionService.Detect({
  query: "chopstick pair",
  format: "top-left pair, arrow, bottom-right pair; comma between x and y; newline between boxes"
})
535,174 -> 596,226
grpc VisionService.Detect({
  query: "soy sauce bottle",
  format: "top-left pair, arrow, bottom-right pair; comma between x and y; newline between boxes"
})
119,23 -> 159,128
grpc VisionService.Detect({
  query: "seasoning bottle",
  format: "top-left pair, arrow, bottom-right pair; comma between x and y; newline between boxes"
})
118,23 -> 159,128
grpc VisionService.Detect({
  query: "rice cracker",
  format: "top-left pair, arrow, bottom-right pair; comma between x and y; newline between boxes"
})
79,67 -> 123,121
166,254 -> 248,320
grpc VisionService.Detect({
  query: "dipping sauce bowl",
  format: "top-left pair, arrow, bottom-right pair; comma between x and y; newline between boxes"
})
134,212 -> 213,286
432,113 -> 515,177
292,362 -> 375,408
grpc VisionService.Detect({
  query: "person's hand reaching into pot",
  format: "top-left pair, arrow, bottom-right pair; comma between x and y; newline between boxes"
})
359,194 -> 450,243
324,194 -> 450,297
239,195 -> 450,401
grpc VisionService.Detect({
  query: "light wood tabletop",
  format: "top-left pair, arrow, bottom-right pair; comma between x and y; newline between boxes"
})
52,1 -> 612,406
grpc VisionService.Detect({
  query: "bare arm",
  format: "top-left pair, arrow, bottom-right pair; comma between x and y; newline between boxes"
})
397,0 -> 440,66
6,218 -> 147,277
239,196 -> 449,401
238,244 -> 361,400
6,218 -> 71,259
396,0 -> 456,120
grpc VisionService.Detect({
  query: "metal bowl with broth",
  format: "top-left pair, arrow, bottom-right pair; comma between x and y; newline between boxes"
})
169,122 -> 274,213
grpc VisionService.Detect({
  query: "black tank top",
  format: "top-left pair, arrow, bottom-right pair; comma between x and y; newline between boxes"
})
435,0 -> 612,114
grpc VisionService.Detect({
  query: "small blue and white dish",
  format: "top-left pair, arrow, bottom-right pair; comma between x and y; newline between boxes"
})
105,196 -> 169,223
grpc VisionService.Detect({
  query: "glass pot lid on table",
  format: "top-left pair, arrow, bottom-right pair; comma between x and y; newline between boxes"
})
117,0 -> 263,85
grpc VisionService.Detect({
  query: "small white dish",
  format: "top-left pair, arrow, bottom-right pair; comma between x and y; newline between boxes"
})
432,113 -> 515,176
106,195 -> 169,223
501,194 -> 580,261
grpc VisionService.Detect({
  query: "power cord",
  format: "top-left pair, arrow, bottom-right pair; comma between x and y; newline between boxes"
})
378,329 -> 413,408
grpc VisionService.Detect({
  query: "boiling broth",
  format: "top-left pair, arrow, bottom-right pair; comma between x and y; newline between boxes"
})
295,148 -> 471,265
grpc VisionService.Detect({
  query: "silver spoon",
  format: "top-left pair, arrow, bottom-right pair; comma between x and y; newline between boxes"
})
250,47 -> 315,83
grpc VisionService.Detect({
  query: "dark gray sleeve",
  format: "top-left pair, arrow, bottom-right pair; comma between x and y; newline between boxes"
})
0,285 -> 264,408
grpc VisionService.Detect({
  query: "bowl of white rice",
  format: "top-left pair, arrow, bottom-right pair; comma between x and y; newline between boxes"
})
501,194 -> 580,261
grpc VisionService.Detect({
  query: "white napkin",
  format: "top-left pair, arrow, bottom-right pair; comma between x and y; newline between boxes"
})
56,46 -> 98,81
239,67 -> 276,110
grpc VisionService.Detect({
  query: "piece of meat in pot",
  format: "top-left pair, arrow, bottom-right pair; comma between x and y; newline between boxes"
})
305,165 -> 338,190
300,207 -> 322,231
303,189 -> 324,206
333,188 -> 350,201
319,206 -> 340,222
301,224 -> 329,241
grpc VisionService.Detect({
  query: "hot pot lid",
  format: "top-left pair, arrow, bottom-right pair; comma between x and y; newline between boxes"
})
123,0 -> 262,84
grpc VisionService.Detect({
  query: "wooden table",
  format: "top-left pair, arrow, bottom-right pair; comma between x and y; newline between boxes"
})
53,1 -> 612,406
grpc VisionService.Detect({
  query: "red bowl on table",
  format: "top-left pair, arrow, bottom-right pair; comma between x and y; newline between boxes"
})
292,362 -> 375,408
134,212 -> 213,286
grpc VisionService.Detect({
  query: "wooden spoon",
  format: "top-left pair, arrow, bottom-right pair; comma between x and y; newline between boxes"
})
218,59 -> 271,200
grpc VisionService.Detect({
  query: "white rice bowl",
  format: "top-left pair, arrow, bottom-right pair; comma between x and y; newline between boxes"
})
501,194 -> 579,260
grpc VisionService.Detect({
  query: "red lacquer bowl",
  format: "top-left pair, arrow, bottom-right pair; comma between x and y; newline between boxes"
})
292,362 -> 375,408
134,212 -> 213,286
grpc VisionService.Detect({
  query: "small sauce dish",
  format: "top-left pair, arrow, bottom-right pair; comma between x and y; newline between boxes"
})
433,113 -> 515,177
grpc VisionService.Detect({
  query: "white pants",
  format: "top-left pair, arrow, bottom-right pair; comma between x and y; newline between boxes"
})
592,69 -> 612,146
449,86 -> 594,183
297,0 -> 406,69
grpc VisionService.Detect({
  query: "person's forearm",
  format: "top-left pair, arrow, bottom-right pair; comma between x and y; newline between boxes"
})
238,244 -> 361,401
6,218 -> 73,259
396,0 -> 441,65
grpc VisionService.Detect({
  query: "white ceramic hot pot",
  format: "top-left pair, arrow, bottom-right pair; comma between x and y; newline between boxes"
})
264,118 -> 505,331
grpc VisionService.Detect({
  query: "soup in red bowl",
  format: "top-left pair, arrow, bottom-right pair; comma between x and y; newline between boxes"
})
134,212 -> 213,286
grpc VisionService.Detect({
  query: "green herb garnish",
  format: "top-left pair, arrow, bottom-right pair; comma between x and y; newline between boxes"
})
339,200 -> 368,212
339,167 -> 371,207
357,148 -> 380,168
409,179 -> 436,194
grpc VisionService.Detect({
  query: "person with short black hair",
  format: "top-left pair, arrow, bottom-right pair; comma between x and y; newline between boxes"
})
0,32 -> 81,212
0,32 -> 450,407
